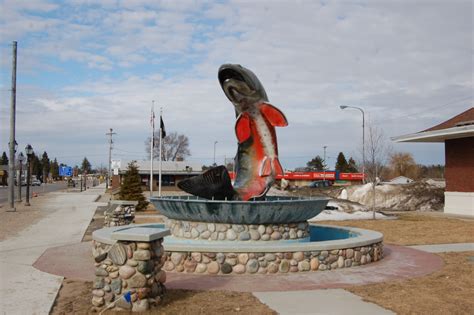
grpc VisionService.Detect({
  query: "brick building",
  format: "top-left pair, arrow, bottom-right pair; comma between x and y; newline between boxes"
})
393,108 -> 474,216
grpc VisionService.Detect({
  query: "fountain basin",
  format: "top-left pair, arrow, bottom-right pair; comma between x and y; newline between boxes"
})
93,223 -> 383,275
150,196 -> 330,224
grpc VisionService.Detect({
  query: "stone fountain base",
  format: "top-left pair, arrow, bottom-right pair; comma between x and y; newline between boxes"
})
166,219 -> 310,242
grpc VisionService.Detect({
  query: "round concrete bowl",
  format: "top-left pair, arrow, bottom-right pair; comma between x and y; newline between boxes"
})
150,196 -> 330,224
92,223 -> 383,252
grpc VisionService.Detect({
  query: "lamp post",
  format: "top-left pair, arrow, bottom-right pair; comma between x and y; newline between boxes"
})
340,105 -> 365,183
17,152 -> 24,202
25,145 -> 33,206
213,141 -> 218,166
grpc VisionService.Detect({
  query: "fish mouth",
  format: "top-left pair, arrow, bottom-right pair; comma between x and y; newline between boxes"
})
218,64 -> 268,105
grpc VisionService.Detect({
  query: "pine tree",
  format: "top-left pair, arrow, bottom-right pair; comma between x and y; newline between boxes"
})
347,157 -> 359,172
51,158 -> 60,179
119,161 -> 148,211
81,157 -> 92,174
1,152 -> 8,165
306,155 -> 326,171
42,151 -> 50,180
31,154 -> 43,180
335,152 -> 348,172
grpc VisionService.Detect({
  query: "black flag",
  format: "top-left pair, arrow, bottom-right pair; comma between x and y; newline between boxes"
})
160,115 -> 166,138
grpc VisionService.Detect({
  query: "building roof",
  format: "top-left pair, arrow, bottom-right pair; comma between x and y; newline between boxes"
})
120,160 -> 203,175
392,107 -> 474,143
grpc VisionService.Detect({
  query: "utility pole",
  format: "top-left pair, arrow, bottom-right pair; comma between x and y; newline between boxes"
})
106,128 -> 116,190
323,146 -> 327,180
213,141 -> 218,166
7,41 -> 17,212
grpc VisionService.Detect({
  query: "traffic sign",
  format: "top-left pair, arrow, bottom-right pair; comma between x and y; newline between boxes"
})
59,166 -> 73,177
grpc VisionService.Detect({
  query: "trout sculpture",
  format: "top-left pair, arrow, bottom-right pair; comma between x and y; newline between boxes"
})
178,64 -> 288,201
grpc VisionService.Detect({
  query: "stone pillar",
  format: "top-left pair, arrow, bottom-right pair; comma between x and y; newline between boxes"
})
103,206 -> 135,227
91,238 -> 166,312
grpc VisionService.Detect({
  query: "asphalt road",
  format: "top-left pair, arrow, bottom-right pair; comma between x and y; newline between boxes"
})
0,182 -> 68,205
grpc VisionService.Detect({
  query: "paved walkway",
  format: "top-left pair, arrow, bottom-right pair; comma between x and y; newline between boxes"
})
409,242 -> 474,253
0,185 -> 105,315
254,289 -> 395,315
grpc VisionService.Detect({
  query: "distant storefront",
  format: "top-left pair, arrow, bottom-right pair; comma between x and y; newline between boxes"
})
114,160 -> 203,191
393,108 -> 474,216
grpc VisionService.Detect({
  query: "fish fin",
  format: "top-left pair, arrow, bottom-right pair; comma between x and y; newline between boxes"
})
259,157 -> 272,177
177,165 -> 236,200
260,103 -> 288,127
273,158 -> 284,176
235,113 -> 251,143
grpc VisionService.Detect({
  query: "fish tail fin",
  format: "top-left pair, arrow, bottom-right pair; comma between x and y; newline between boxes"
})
177,165 -> 237,200
272,158 -> 284,176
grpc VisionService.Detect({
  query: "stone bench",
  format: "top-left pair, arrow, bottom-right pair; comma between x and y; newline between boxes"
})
91,225 -> 170,312
103,200 -> 139,227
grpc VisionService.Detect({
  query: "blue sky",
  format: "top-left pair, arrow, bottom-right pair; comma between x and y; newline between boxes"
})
0,0 -> 472,170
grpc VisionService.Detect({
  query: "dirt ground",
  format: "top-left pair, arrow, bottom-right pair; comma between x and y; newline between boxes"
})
349,251 -> 474,315
0,195 -> 48,241
51,279 -> 276,315
318,212 -> 474,245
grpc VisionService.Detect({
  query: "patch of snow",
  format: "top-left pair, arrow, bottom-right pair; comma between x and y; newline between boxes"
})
309,210 -> 393,221
339,189 -> 348,200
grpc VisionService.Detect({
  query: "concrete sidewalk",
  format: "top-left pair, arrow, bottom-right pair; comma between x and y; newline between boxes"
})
255,289 -> 395,315
409,242 -> 474,253
0,184 -> 106,315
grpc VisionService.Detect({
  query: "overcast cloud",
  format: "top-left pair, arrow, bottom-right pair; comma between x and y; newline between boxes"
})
0,0 -> 472,169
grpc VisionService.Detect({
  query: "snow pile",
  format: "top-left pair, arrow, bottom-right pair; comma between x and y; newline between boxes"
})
309,210 -> 392,221
339,182 -> 444,211
326,200 -> 368,212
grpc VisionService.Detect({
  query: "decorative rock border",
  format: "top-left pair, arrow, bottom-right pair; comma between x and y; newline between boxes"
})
161,242 -> 383,275
91,229 -> 169,312
103,201 -> 138,227
166,219 -> 309,241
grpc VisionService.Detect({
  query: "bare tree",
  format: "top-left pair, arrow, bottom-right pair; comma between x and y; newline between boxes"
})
364,123 -> 392,219
145,131 -> 191,161
388,152 -> 420,179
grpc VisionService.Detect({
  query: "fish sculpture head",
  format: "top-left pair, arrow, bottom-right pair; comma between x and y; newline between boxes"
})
218,64 -> 268,112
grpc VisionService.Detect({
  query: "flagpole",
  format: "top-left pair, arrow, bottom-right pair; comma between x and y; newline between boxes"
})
150,101 -> 155,198
158,107 -> 163,197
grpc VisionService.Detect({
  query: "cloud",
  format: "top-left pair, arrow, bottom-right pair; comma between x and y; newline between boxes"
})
0,0 -> 472,169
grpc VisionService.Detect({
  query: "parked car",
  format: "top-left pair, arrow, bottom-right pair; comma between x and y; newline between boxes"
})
31,179 -> 41,186
308,180 -> 332,188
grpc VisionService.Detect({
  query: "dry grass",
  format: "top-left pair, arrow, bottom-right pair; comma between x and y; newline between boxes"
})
134,216 -> 164,224
0,196 -> 49,241
51,280 -> 276,315
349,251 -> 474,315
318,212 -> 474,245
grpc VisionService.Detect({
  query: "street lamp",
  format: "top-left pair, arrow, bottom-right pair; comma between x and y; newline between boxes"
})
17,152 -> 24,202
340,105 -> 365,183
25,144 -> 33,206
213,141 -> 218,166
